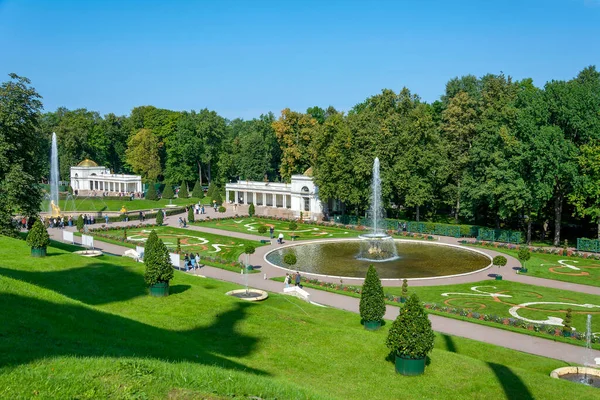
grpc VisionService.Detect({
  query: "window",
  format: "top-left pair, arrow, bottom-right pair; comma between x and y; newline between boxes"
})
301,186 -> 309,193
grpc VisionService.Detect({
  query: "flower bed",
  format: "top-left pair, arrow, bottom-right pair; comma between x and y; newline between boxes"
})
459,239 -> 600,260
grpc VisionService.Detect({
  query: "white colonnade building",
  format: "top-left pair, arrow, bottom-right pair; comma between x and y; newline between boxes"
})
70,159 -> 142,195
225,169 -> 324,220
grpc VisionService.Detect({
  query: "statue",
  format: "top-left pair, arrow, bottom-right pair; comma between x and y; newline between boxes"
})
120,205 -> 127,214
50,200 -> 61,217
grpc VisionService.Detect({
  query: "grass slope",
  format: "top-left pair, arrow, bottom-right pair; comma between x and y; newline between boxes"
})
0,236 -> 597,399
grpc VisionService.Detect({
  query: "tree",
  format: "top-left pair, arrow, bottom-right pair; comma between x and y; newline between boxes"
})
386,293 -> 435,359
272,108 -> 318,180
125,128 -> 162,181
206,182 -> 216,198
212,190 -> 222,206
178,181 -> 188,198
401,279 -> 409,300
76,215 -> 84,231
156,209 -> 164,225
161,183 -> 174,199
145,183 -> 158,200
248,203 -> 255,217
192,180 -> 204,199
144,230 -> 174,286
188,206 -> 195,223
359,265 -> 386,326
569,143 -> 600,239
26,219 -> 50,249
0,74 -> 44,233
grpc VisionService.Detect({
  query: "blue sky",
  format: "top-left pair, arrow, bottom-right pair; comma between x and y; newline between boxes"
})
1,0 -> 599,120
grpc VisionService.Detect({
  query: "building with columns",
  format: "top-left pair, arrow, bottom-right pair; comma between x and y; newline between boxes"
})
225,168 -> 324,220
70,159 -> 142,195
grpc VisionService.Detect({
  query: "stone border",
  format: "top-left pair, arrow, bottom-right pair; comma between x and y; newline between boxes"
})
225,289 -> 269,302
73,250 -> 103,257
550,366 -> 600,380
263,238 -> 493,281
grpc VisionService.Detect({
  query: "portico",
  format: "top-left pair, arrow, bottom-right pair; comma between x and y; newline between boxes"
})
70,159 -> 142,195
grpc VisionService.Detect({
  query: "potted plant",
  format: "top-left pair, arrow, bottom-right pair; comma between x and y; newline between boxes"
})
493,256 -> 507,280
144,230 -> 174,297
386,293 -> 435,376
26,219 -> 50,257
359,265 -> 385,330
401,279 -> 409,303
517,247 -> 530,273
562,308 -> 572,337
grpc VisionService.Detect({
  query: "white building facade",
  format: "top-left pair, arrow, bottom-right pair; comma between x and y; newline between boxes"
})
225,170 -> 324,220
70,159 -> 142,195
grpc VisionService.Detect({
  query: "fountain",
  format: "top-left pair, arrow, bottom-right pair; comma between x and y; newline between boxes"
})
357,158 -> 399,262
225,257 -> 268,301
550,314 -> 600,388
49,132 -> 61,217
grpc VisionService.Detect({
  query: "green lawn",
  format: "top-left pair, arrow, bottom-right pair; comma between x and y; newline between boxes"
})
467,244 -> 600,287
195,217 -> 364,240
41,196 -> 212,213
278,277 -> 600,349
85,225 -> 265,273
1,236 -> 598,399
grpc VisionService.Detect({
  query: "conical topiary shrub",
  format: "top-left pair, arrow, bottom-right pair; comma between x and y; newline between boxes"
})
27,219 -> 50,257
386,293 -> 435,376
248,203 -> 255,217
144,230 -> 174,297
76,214 -> 84,231
188,205 -> 195,223
206,182 -> 216,198
178,181 -> 188,198
359,265 -> 386,330
156,209 -> 164,226
192,180 -> 204,199
162,183 -> 174,200
146,183 -> 158,200
212,190 -> 223,206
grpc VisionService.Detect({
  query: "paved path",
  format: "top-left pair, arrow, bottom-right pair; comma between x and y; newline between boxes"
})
45,213 -> 600,365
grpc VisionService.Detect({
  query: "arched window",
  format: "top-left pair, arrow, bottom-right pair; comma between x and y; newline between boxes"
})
301,186 -> 309,193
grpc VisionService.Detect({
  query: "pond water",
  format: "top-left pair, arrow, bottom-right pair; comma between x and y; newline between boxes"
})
265,240 -> 490,279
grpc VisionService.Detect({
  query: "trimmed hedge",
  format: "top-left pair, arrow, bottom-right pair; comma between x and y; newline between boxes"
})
359,265 -> 386,323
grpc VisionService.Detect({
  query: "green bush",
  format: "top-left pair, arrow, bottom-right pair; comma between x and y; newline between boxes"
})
248,203 -> 255,217
229,190 -> 235,202
206,182 -> 216,198
289,221 -> 298,231
257,225 -> 267,234
143,230 -> 174,286
156,209 -> 164,225
178,181 -> 188,199
401,279 -> 408,299
563,308 -> 572,334
192,180 -> 204,199
283,252 -> 297,267
212,190 -> 223,206
493,256 -> 507,267
162,183 -> 174,200
26,219 -> 50,248
218,206 -> 226,213
188,206 -> 195,223
244,244 -> 256,255
386,294 -> 435,359
518,247 -> 531,263
176,237 -> 181,254
359,265 -> 385,323
76,214 -> 84,231
145,183 -> 158,200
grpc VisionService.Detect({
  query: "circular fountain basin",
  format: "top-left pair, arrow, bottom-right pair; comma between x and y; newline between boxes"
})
265,239 -> 491,280
165,204 -> 179,208
226,289 -> 268,302
73,250 -> 103,257
550,366 -> 600,388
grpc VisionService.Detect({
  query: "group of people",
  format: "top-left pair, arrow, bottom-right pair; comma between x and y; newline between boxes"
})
178,217 -> 188,228
183,253 -> 201,271
284,272 -> 302,288
192,204 -> 206,214
42,215 -> 73,229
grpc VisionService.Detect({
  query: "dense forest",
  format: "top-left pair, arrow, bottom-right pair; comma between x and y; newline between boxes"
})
2,67 -> 600,244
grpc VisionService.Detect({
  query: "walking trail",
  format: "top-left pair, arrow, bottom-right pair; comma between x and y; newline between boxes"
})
45,210 -> 600,365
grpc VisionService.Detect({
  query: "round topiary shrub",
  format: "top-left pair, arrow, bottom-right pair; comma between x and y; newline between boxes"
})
245,244 -> 256,255
493,256 -> 507,267
359,265 -> 385,329
218,206 -> 226,213
144,230 -> 174,289
289,221 -> 298,231
27,219 -> 50,250
257,225 -> 267,234
283,252 -> 297,268
386,293 -> 435,373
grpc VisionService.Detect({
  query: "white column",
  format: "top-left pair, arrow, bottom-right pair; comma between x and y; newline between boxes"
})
283,194 -> 287,208
234,190 -> 238,204
272,194 -> 277,208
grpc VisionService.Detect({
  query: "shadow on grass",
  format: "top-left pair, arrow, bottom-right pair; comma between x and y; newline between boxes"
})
487,363 -> 533,400
0,293 -> 266,376
441,334 -> 458,353
0,264 -> 147,305
169,284 -> 191,295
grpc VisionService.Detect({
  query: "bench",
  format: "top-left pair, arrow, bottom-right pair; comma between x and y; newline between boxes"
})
290,235 -> 300,241
283,286 -> 310,302
260,239 -> 271,244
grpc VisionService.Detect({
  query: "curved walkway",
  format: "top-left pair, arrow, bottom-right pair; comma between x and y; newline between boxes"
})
44,213 -> 600,365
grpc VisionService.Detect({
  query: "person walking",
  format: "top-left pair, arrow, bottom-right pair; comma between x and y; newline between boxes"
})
295,271 -> 301,287
183,253 -> 190,271
269,226 -> 274,239
195,253 -> 200,270
278,232 -> 284,244
284,273 -> 290,288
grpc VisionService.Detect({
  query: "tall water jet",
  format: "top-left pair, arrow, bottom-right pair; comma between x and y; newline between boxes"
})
358,158 -> 398,262
49,132 -> 61,217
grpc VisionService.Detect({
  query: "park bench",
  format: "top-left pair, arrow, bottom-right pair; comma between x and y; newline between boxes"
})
260,239 -> 271,244
290,235 -> 300,241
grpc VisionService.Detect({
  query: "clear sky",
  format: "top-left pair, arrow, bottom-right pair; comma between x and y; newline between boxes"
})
1,0 -> 599,120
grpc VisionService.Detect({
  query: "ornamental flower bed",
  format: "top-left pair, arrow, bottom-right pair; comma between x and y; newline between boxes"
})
459,239 -> 600,261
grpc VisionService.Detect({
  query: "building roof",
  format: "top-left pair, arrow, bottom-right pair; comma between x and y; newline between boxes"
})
77,159 -> 99,167
303,167 -> 313,177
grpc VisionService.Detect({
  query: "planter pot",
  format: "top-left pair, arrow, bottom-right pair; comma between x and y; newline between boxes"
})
495,275 -> 503,281
149,282 -> 169,297
364,320 -> 381,331
562,331 -> 571,338
31,247 -> 47,257
395,354 -> 426,376
246,265 -> 254,271
520,267 -> 528,273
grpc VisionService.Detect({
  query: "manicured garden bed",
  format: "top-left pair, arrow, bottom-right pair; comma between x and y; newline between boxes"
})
41,196 -> 211,213
0,235 -> 597,399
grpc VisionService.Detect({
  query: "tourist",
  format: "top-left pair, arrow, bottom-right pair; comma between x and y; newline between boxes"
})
201,205 -> 205,214
105,215 -> 109,224
190,255 -> 196,269
183,253 -> 189,271
284,273 -> 290,288
269,226 -> 274,239
142,211 -> 145,222
83,214 -> 88,225
278,232 -> 284,244
178,217 -> 183,228
68,216 -> 72,227
183,218 -> 187,228
295,271 -> 301,287
139,211 -> 143,221
195,253 -> 200,269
